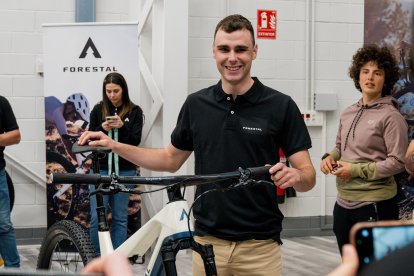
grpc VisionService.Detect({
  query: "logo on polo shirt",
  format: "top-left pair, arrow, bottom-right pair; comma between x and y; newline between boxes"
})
243,126 -> 263,132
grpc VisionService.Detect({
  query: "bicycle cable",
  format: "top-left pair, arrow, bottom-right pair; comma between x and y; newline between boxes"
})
185,177 -> 274,239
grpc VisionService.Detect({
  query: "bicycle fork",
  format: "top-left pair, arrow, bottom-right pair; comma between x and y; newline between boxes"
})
161,237 -> 217,276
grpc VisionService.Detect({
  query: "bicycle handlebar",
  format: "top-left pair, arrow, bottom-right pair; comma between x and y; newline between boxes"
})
51,165 -> 272,187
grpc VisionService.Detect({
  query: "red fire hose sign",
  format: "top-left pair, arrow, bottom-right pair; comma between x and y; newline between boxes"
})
257,10 -> 277,39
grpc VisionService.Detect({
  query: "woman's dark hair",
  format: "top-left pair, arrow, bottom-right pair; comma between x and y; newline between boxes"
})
410,12 -> 414,74
101,72 -> 135,119
349,44 -> 399,96
214,14 -> 255,46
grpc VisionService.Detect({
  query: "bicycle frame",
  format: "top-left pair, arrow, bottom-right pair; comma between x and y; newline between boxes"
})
94,182 -> 215,276
46,143 -> 271,276
114,199 -> 191,275
86,145 -> 214,276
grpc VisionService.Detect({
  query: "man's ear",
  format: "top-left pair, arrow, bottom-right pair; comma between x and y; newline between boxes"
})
252,44 -> 258,60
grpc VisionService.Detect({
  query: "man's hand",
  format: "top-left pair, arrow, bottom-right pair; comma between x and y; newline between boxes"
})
269,162 -> 301,190
79,131 -> 114,148
269,150 -> 315,192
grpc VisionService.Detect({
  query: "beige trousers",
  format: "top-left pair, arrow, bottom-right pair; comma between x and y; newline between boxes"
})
192,235 -> 282,276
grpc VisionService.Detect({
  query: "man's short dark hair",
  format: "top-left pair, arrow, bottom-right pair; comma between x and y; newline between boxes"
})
214,14 -> 255,46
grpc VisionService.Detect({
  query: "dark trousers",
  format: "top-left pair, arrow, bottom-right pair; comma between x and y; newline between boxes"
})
333,195 -> 399,255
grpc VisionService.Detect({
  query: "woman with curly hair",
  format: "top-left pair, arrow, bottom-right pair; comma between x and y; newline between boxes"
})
320,44 -> 408,254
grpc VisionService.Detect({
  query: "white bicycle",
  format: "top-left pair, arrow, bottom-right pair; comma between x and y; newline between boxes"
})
37,143 -> 272,276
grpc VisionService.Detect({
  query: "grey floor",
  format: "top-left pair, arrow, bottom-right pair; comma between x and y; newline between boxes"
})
12,235 -> 341,275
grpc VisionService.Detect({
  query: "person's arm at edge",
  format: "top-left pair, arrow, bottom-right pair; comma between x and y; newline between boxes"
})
327,244 -> 358,276
0,129 -> 21,147
82,251 -> 133,276
405,140 -> 414,175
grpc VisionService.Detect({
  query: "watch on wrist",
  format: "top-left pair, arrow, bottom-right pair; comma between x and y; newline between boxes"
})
321,153 -> 330,160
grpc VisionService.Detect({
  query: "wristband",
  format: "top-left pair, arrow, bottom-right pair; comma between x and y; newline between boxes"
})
321,153 -> 330,160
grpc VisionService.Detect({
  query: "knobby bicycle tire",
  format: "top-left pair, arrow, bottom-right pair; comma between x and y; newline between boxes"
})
6,171 -> 14,211
46,151 -> 79,224
37,220 -> 96,272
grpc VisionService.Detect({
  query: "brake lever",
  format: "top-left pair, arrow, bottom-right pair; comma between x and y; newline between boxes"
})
232,179 -> 254,188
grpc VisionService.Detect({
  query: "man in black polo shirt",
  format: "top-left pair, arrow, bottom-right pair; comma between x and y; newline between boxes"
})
0,95 -> 21,268
80,14 -> 316,276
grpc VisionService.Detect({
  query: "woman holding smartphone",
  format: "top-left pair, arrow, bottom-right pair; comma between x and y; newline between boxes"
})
320,44 -> 408,254
88,72 -> 144,255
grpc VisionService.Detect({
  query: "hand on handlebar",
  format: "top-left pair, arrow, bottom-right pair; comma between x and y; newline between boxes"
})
79,131 -> 115,148
269,162 -> 300,190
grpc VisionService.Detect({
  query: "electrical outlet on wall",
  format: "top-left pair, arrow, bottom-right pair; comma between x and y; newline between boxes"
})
300,110 -> 324,126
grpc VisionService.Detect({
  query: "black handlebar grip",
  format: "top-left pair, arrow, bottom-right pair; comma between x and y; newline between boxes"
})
246,165 -> 271,178
52,173 -> 103,184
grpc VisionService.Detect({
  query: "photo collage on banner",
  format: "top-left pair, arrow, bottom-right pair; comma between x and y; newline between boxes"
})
364,0 -> 414,219
43,23 -> 142,236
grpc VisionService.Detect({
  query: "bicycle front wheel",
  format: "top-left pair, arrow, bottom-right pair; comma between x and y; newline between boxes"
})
37,220 -> 96,272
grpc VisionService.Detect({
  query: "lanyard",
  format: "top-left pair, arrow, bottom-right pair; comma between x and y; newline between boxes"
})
107,128 -> 119,175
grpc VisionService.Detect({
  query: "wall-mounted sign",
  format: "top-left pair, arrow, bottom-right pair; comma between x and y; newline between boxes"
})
257,9 -> 277,39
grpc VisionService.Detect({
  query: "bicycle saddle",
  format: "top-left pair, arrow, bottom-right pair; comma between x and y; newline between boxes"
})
72,141 -> 112,154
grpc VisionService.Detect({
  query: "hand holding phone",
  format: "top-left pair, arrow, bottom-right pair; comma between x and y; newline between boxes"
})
350,220 -> 414,270
331,162 -> 341,173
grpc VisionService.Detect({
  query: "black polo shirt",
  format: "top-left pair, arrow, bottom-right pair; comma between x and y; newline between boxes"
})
171,77 -> 311,242
0,96 -> 19,170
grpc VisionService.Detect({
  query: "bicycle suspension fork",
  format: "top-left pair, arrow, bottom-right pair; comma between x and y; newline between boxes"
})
90,152 -> 109,232
161,185 -> 217,276
161,238 -> 217,276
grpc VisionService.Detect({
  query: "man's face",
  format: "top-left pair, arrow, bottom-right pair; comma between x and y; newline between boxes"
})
213,28 -> 257,89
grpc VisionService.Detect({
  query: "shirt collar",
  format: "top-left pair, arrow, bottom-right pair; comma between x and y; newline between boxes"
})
214,77 -> 263,104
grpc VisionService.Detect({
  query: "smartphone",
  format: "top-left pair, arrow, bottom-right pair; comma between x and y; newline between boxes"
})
331,163 -> 341,172
106,116 -> 113,121
350,220 -> 414,270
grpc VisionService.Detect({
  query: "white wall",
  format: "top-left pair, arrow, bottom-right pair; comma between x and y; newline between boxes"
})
0,0 -> 365,229
188,0 -> 364,217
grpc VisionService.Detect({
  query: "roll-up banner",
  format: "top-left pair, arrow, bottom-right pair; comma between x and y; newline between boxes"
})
43,22 -> 141,232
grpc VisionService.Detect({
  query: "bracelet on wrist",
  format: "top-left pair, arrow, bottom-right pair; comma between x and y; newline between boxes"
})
321,153 -> 330,160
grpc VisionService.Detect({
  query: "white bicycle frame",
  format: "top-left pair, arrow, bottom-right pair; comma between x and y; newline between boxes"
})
99,199 -> 192,275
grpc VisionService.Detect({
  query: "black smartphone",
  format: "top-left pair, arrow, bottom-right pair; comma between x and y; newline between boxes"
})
350,221 -> 414,270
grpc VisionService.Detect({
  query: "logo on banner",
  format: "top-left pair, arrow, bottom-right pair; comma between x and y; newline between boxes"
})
62,37 -> 118,73
257,10 -> 277,39
79,37 -> 101,58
